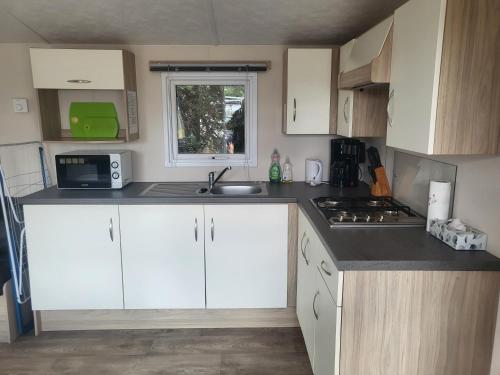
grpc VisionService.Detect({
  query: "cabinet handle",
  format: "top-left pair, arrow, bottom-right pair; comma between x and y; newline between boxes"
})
313,291 -> 319,320
109,218 -> 114,242
343,96 -> 349,124
194,218 -> 198,242
320,260 -> 332,276
67,79 -> 92,84
293,98 -> 297,122
211,218 -> 214,241
387,89 -> 394,127
300,232 -> 310,265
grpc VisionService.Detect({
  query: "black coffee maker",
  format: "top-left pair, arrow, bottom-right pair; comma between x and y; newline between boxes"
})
329,139 -> 365,187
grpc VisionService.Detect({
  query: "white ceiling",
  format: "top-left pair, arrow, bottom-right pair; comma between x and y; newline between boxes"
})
0,0 -> 407,45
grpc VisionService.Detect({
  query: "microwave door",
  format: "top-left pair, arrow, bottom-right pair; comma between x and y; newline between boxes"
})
56,155 -> 112,189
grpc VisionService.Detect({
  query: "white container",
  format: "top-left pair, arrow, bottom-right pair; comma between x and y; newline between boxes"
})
429,219 -> 487,251
426,180 -> 451,231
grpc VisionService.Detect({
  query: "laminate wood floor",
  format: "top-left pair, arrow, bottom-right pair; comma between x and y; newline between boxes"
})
0,328 -> 313,375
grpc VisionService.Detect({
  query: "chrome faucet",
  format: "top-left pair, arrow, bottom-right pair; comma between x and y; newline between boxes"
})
208,166 -> 232,192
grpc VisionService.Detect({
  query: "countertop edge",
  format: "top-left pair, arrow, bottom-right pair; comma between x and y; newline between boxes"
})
19,183 -> 500,272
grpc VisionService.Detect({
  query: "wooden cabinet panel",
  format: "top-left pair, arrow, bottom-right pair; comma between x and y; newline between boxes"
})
340,271 -> 500,375
434,0 -> 500,154
283,48 -> 334,134
24,205 -> 123,310
205,205 -> 288,309
337,88 -> 388,138
30,49 -> 125,90
120,205 -> 205,309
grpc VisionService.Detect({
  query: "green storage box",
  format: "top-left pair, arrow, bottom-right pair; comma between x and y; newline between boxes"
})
69,102 -> 119,138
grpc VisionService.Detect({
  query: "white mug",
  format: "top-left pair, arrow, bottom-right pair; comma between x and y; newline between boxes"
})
305,159 -> 323,186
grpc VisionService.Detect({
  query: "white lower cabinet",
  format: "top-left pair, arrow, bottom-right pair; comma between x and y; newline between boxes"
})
24,203 -> 289,311
119,205 -> 205,309
204,204 -> 288,308
297,209 -> 342,374
24,205 -> 124,310
313,271 -> 341,375
297,211 -> 318,365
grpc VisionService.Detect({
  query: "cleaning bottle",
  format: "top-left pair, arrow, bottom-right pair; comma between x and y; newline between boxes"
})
282,157 -> 293,183
269,149 -> 282,183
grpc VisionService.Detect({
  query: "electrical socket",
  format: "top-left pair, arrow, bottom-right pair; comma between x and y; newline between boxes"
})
13,98 -> 28,113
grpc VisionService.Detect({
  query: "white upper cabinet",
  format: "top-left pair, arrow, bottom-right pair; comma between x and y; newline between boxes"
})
120,205 -> 206,309
386,0 -> 446,154
24,205 -> 124,310
283,48 -> 334,134
387,0 -> 500,155
336,90 -> 354,138
204,204 -> 288,309
30,49 -> 126,90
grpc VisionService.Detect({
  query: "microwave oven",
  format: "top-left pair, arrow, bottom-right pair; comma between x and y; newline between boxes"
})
55,150 -> 133,189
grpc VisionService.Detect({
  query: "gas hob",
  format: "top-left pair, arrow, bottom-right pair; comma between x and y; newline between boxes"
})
311,196 -> 426,228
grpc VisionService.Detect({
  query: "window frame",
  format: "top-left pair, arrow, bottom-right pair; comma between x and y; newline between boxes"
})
162,71 -> 258,167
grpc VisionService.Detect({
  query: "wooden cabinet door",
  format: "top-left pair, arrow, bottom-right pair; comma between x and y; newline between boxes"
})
24,205 -> 123,310
285,49 -> 332,134
204,204 -> 288,308
296,211 -> 318,367
30,48 -> 125,89
313,271 -> 342,375
386,0 -> 446,154
336,90 -> 353,137
120,205 -> 205,309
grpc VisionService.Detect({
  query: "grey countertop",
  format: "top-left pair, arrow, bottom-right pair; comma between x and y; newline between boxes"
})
21,182 -> 500,271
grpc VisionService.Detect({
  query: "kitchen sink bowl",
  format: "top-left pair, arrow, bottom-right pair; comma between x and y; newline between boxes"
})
198,183 -> 268,196
210,184 -> 263,195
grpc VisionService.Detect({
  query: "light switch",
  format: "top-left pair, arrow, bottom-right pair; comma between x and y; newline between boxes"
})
13,98 -> 28,113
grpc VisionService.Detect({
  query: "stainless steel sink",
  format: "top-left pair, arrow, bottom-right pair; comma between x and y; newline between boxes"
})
140,182 -> 268,197
210,184 -> 264,195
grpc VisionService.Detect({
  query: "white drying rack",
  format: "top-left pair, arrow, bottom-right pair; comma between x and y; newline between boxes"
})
0,141 -> 51,307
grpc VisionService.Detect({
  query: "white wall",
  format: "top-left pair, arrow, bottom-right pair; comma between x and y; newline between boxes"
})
0,43 -> 333,182
0,44 -> 43,144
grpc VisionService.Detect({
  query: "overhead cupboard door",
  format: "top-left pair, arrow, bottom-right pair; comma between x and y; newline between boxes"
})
285,48 -> 333,134
119,205 -> 206,309
30,48 -> 126,90
24,205 -> 123,310
386,0 -> 446,154
204,204 -> 288,308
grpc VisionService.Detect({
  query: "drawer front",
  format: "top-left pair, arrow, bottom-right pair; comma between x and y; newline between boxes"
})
30,49 -> 125,90
298,209 -> 317,267
315,239 -> 343,307
299,208 -> 343,306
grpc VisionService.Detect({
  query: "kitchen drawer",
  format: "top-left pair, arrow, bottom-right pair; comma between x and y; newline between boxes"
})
30,49 -> 126,90
315,237 -> 343,307
298,209 -> 318,268
299,208 -> 343,306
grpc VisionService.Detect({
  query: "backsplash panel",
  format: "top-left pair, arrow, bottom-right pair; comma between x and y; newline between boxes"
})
392,151 -> 457,217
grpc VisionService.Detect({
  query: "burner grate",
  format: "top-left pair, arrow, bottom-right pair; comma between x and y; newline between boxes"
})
311,196 -> 426,228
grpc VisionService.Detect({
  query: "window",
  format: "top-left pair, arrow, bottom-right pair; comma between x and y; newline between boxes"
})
162,72 -> 257,167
